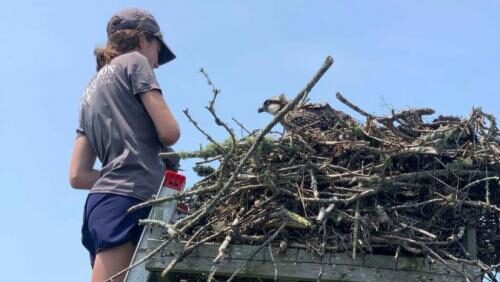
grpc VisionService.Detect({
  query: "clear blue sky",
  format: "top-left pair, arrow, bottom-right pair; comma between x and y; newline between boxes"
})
0,1 -> 498,281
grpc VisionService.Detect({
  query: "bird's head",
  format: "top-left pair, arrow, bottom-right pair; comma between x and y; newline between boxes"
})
257,94 -> 289,115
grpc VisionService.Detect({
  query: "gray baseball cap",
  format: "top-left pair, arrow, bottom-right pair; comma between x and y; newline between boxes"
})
107,8 -> 176,65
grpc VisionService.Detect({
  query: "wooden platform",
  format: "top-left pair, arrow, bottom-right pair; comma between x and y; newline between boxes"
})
145,240 -> 481,282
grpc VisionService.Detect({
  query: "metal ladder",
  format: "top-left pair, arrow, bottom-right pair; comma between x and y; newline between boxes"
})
124,170 -> 186,282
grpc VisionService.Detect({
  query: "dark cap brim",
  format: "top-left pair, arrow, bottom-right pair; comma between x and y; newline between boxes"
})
156,35 -> 175,65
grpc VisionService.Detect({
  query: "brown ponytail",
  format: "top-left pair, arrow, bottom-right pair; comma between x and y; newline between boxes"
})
94,29 -> 156,71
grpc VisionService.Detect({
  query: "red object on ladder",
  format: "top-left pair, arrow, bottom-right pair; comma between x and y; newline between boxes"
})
162,170 -> 185,191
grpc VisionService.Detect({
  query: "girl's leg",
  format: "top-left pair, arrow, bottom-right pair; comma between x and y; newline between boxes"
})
90,241 -> 135,282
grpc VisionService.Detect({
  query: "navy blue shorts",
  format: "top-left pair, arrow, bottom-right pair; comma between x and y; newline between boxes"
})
81,193 -> 151,268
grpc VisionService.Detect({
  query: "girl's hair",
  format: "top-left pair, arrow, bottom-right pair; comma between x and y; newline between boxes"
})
94,29 -> 156,71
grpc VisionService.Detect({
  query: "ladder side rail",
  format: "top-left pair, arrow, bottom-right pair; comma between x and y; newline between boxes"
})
124,170 -> 185,282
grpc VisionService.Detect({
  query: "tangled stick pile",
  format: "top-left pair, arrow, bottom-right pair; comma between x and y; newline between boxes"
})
129,57 -> 500,281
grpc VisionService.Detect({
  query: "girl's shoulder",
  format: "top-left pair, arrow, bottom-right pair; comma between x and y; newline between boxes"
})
111,51 -> 149,67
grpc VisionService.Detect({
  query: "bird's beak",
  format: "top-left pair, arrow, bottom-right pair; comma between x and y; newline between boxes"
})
258,107 -> 264,113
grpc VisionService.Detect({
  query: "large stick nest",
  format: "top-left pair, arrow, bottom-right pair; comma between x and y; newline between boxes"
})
130,57 -> 500,281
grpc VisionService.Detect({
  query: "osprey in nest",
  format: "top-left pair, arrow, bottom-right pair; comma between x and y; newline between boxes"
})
258,94 -> 353,131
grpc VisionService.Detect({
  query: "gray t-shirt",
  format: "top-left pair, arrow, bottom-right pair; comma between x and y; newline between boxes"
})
77,51 -> 164,201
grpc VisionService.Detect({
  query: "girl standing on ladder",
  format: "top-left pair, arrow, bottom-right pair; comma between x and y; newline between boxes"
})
69,8 -> 180,282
